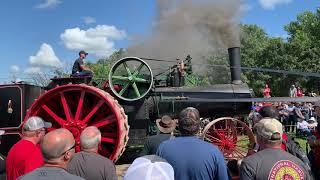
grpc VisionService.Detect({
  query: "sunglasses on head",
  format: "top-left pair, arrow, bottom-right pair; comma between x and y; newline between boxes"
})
60,143 -> 76,156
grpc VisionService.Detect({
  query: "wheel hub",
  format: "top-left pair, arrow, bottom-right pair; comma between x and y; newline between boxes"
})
222,139 -> 235,151
64,122 -> 87,144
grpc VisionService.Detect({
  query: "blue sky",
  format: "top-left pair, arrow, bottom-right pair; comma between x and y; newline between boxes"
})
0,0 -> 319,82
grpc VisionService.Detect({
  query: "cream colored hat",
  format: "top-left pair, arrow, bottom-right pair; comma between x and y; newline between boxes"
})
254,118 -> 283,140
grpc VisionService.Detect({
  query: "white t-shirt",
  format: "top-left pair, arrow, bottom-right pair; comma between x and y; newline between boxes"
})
297,121 -> 309,130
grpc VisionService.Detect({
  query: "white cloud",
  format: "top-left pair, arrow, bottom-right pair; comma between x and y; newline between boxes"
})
35,0 -> 61,9
240,4 -> 252,12
60,25 -> 126,57
29,43 -> 62,68
259,0 -> 292,10
24,67 -> 42,74
83,16 -> 96,25
10,65 -> 20,73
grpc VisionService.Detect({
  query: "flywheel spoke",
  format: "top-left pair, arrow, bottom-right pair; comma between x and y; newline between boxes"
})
132,82 -> 141,97
134,77 -> 150,83
112,76 -> 130,81
132,63 -> 144,76
118,82 -> 131,96
123,62 -> 133,76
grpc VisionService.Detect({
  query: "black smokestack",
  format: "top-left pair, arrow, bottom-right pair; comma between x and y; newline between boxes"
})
228,47 -> 242,84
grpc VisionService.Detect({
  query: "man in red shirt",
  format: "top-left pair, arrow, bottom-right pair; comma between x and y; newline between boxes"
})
6,116 -> 51,180
263,84 -> 271,98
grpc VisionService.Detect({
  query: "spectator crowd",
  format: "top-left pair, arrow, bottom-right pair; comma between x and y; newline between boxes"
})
0,103 -> 320,179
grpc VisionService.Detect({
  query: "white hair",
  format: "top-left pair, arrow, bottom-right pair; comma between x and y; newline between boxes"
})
80,126 -> 101,150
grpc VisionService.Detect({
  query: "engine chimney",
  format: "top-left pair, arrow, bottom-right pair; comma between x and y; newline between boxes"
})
228,47 -> 242,84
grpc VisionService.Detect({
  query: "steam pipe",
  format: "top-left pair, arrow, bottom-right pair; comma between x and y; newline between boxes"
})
228,47 -> 242,84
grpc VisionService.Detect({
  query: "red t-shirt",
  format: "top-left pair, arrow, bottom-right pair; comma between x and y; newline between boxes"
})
6,139 -> 44,180
281,133 -> 288,150
297,89 -> 303,97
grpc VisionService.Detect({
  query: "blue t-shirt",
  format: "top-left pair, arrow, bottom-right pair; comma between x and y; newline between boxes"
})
156,136 -> 229,180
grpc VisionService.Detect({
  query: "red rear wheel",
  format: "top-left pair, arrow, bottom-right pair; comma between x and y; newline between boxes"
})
24,84 -> 129,161
202,117 -> 255,160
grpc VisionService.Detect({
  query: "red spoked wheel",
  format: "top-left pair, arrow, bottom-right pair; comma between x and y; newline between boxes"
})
24,84 -> 129,162
201,117 -> 255,160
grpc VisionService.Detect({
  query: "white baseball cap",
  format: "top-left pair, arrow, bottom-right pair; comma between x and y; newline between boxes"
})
23,116 -> 52,131
124,155 -> 174,180
0,130 -> 4,136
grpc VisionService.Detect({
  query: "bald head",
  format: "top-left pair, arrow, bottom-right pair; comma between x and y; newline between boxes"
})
41,128 -> 75,162
80,126 -> 101,151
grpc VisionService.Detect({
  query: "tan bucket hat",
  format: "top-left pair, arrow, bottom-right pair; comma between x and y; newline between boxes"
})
156,115 -> 176,134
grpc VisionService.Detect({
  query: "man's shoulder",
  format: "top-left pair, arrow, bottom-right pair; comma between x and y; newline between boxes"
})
242,148 -> 278,164
148,134 -> 171,141
73,151 -> 114,165
8,140 -> 37,156
73,58 -> 83,64
243,148 -> 304,165
159,136 -> 219,151
19,167 -> 84,180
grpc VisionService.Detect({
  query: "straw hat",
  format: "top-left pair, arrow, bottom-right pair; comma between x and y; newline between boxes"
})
156,115 -> 176,134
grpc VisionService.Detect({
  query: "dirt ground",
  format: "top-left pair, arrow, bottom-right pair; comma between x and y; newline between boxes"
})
116,164 -> 130,180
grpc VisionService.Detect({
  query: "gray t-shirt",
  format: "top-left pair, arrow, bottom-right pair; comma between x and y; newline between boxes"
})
67,151 -> 117,180
240,148 -> 311,180
18,167 -> 84,180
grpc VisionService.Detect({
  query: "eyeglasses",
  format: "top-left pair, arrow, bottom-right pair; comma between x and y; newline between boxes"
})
60,143 -> 76,156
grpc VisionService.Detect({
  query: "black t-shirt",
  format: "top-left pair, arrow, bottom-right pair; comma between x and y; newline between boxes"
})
72,58 -> 84,74
140,133 -> 173,155
240,148 -> 311,180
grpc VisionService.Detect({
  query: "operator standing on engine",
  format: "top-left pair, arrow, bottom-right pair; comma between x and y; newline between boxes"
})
72,50 -> 93,77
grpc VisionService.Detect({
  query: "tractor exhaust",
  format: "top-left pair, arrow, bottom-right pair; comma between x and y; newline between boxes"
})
228,47 -> 242,85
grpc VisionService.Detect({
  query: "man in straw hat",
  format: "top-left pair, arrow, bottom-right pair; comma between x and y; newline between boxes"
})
141,115 -> 176,155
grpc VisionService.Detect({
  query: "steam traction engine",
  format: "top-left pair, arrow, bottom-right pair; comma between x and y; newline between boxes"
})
0,47 -> 255,161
